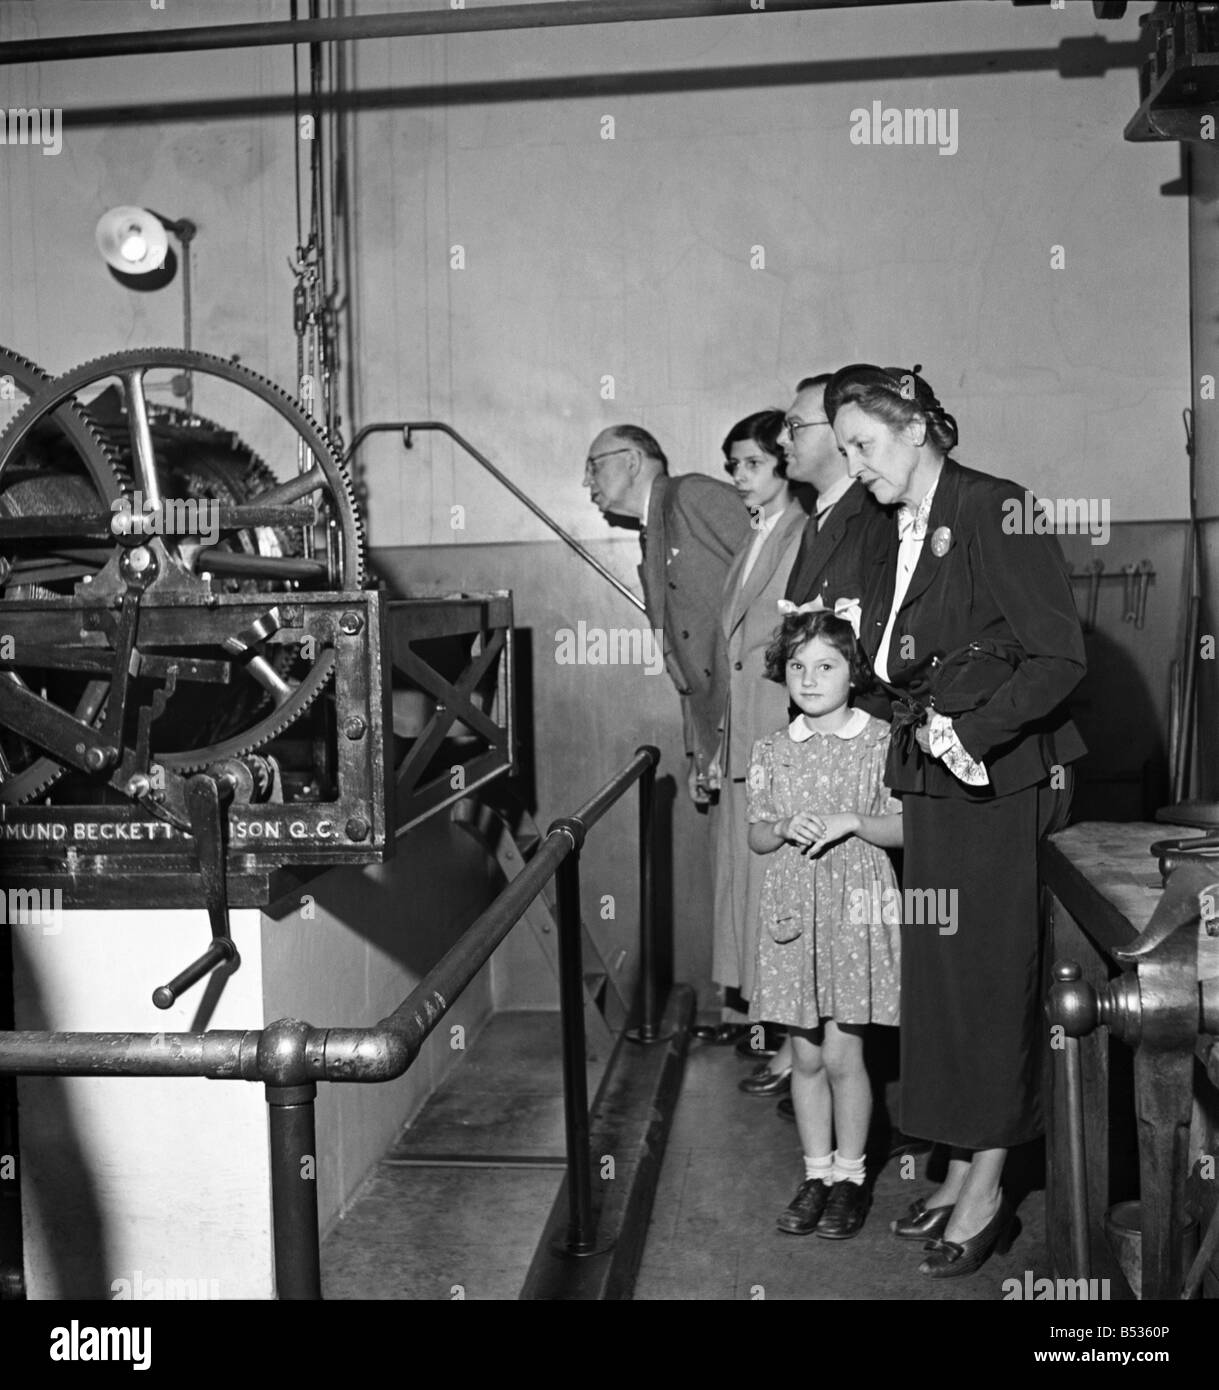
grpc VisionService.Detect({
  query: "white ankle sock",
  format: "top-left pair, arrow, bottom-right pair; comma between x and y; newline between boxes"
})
803,1153 -> 833,1183
832,1152 -> 866,1186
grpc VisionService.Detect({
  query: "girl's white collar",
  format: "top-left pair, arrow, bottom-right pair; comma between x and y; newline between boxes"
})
788,706 -> 869,742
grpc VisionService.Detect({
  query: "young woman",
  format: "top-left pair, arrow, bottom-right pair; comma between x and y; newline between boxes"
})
709,410 -> 805,1089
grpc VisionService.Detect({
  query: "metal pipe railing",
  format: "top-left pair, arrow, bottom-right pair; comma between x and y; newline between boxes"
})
0,2 -> 903,66
346,420 -> 647,615
267,1082 -> 322,1300
552,820 -> 596,1253
636,753 -> 660,1042
0,744 -> 664,1296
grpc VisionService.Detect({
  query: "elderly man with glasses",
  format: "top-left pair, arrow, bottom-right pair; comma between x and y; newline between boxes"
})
584,424 -> 751,816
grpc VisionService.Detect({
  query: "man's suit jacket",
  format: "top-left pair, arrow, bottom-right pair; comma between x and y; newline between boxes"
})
638,473 -> 753,773
716,502 -> 806,780
785,478 -> 896,610
861,457 -> 1087,798
784,478 -> 897,719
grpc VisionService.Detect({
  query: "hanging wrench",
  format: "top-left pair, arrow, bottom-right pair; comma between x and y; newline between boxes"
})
1135,559 -> 1153,630
1122,562 -> 1138,623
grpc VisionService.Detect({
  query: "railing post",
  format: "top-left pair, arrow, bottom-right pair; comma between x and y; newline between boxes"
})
266,1081 -> 322,1299
627,746 -> 664,1044
550,817 -> 596,1255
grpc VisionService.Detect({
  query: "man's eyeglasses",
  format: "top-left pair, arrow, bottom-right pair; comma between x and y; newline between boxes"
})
784,417 -> 833,436
584,447 -> 633,474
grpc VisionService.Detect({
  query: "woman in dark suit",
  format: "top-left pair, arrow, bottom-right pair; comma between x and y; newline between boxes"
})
824,364 -> 1086,1279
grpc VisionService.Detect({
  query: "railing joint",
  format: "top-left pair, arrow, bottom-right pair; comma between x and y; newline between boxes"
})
548,815 -> 587,853
257,1018 -> 314,1087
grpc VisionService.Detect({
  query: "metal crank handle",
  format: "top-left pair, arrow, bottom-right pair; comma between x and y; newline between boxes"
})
152,937 -> 240,1011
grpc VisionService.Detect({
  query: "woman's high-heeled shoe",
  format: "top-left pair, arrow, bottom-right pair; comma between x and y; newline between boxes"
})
890,1197 -> 953,1241
917,1196 -> 1021,1279
738,1062 -> 792,1096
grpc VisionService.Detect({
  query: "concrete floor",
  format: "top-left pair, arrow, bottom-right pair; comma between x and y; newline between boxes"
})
321,1011 -> 1049,1300
321,1011 -> 605,1300
634,1032 -> 1050,1301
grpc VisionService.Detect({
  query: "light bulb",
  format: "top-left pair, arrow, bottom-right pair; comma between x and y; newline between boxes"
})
119,228 -> 148,263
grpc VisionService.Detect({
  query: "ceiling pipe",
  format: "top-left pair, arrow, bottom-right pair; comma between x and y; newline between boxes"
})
0,0 -> 928,66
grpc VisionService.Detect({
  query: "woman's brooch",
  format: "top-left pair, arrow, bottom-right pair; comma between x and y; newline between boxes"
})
930,526 -> 953,558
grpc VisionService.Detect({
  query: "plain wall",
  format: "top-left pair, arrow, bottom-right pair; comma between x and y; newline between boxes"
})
0,1 -> 1186,526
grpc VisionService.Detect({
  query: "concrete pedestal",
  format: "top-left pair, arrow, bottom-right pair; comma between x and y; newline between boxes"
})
13,906 -> 271,1300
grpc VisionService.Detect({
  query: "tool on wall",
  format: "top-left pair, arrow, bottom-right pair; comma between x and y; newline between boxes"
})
1123,561 -> 1138,623
1135,558 -> 1154,631
1068,560 -> 1157,636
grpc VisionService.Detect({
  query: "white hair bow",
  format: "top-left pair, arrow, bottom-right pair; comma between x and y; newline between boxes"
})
776,595 -> 862,640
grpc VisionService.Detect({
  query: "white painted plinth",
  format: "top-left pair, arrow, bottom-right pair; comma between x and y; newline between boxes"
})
13,907 -> 271,1300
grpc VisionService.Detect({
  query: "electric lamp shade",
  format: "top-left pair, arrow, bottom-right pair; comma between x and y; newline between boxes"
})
95,207 -> 170,275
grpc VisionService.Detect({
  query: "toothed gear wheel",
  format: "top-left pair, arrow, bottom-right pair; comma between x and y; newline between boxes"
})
0,347 -> 126,804
0,348 -> 366,790
0,348 -> 364,588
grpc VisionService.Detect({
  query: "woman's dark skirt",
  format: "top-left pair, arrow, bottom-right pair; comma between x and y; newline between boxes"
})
899,776 -> 1070,1151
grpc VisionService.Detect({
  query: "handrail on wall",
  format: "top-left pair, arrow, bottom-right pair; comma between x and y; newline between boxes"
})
0,745 -> 664,1299
345,420 -> 648,616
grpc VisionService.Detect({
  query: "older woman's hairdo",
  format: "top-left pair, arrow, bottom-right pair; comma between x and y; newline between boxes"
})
721,408 -> 788,478
763,610 -> 874,691
823,363 -> 958,455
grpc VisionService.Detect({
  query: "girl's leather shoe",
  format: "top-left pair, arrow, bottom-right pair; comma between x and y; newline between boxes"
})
776,1178 -> 831,1235
738,1063 -> 792,1097
917,1197 -> 1021,1278
891,1197 -> 954,1240
815,1180 -> 871,1240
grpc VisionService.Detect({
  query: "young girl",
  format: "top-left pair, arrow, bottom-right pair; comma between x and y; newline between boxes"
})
747,608 -> 902,1240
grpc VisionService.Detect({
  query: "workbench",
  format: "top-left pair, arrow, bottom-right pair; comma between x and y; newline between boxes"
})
1040,821 -> 1219,1300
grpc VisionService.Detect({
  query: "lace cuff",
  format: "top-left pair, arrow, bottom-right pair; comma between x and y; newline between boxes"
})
927,713 -> 989,787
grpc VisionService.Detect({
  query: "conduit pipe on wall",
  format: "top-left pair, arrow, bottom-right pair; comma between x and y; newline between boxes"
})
0,0 -> 924,66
